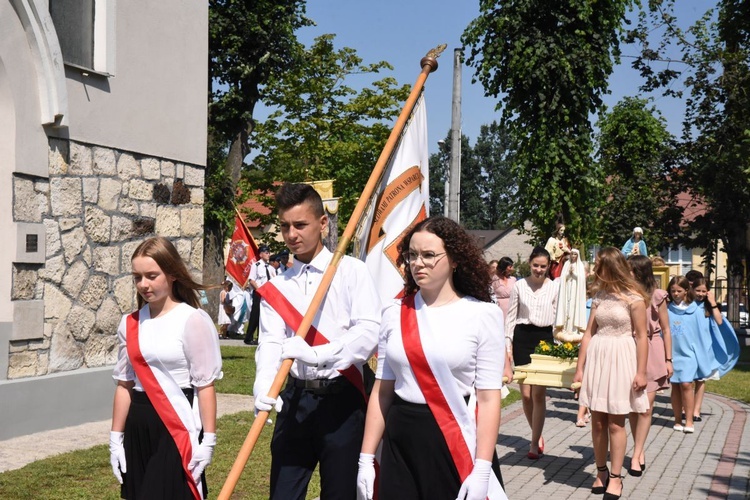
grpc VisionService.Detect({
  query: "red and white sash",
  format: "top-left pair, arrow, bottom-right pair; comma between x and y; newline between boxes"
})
256,282 -> 368,401
258,281 -> 381,498
126,307 -> 203,500
401,294 -> 507,500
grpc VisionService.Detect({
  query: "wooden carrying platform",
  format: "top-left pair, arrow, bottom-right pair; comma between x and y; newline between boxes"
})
509,354 -> 580,389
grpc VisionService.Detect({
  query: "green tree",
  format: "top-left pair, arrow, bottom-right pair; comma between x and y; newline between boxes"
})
473,122 -> 517,229
429,140 -> 450,217
432,132 -> 486,229
205,0 -> 311,309
245,34 -> 410,234
629,0 -> 750,311
462,0 -> 634,245
429,130 -> 502,229
595,97 -> 682,251
457,134 -> 485,230
430,125 -> 516,230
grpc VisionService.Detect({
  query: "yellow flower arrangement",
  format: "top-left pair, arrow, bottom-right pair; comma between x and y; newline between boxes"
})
534,340 -> 580,359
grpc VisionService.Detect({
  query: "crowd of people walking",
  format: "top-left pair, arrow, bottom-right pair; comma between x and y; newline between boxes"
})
108,203 -> 741,499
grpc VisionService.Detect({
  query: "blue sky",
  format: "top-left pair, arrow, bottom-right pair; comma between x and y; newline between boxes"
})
279,0 -> 719,155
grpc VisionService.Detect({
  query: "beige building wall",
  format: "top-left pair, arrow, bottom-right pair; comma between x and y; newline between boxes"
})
50,2 -> 208,166
0,0 -> 208,439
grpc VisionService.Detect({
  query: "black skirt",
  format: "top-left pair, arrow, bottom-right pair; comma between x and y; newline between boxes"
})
122,389 -> 207,500
512,323 -> 553,366
380,395 -> 503,499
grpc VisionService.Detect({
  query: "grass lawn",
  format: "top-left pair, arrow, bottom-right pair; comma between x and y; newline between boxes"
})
706,344 -> 750,404
214,345 -> 255,396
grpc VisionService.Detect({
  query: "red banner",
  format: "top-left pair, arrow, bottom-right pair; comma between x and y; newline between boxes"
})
225,213 -> 259,286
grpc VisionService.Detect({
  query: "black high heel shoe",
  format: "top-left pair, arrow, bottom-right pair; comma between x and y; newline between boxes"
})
603,473 -> 624,500
628,458 -> 644,477
591,465 -> 610,494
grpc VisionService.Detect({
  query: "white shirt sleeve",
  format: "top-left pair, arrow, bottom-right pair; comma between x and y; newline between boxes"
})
249,262 -> 260,282
321,258 -> 382,371
183,309 -> 223,387
375,302 -> 400,381
475,305 -> 505,390
255,296 -> 285,389
504,282 -> 520,342
112,315 -> 135,383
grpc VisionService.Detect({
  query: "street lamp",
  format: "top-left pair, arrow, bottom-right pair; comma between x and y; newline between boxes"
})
437,139 -> 449,217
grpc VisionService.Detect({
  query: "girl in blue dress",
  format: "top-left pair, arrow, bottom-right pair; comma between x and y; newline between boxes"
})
667,276 -> 723,434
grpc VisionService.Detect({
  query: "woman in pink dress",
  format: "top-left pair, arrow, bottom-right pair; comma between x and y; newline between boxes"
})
626,255 -> 672,477
574,247 -> 649,499
492,257 -> 517,318
492,257 -> 517,386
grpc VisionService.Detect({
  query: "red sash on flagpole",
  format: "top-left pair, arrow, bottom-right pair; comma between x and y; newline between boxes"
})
126,312 -> 201,500
256,282 -> 367,401
400,294 -> 475,481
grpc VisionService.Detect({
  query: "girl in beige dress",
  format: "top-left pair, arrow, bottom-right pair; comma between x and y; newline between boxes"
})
574,247 -> 649,500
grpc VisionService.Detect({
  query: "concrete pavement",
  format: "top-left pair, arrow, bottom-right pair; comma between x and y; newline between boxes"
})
1,379 -> 748,498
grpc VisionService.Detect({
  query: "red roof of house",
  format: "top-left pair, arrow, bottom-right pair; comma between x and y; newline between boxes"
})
677,191 -> 707,223
238,195 -> 272,228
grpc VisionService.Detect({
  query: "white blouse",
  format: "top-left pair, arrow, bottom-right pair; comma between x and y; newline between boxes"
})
112,303 -> 223,391
505,278 -> 560,341
376,293 -> 505,404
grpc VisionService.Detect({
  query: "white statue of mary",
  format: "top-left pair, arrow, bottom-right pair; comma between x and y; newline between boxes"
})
553,249 -> 587,343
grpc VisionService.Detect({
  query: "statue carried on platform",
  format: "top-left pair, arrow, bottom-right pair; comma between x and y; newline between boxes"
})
545,223 -> 571,279
553,249 -> 587,343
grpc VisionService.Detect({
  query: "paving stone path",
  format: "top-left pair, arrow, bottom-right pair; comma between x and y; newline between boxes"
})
497,387 -> 750,499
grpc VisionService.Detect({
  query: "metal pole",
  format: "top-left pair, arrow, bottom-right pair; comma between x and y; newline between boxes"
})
448,48 -> 462,223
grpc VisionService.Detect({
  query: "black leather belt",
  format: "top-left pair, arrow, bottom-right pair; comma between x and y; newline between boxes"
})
288,376 -> 347,395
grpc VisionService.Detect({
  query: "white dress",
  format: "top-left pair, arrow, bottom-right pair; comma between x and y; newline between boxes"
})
217,290 -> 231,326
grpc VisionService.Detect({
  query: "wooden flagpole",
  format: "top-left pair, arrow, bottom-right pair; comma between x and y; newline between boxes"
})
217,44 -> 446,500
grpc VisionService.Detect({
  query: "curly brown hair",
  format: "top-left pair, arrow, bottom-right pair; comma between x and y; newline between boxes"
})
397,216 -> 491,302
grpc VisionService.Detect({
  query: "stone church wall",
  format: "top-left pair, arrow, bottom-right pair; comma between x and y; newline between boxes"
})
8,139 -> 204,379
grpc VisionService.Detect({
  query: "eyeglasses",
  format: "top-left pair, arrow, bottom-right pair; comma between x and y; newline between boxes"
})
402,251 -> 448,268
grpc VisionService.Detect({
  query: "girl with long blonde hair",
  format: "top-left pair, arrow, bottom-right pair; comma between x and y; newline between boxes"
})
574,247 -> 649,500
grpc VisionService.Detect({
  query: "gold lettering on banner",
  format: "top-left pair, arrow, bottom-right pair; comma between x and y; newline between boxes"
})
382,204 -> 427,270
366,166 -> 427,277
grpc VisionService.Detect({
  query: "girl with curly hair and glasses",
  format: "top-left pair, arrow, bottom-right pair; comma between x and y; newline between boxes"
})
357,216 -> 507,500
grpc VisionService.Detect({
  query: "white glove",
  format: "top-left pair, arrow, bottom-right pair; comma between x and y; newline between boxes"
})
188,432 -> 216,482
254,394 -> 283,414
356,453 -> 376,500
456,459 -> 492,500
253,379 -> 283,415
109,431 -> 127,484
281,336 -> 319,366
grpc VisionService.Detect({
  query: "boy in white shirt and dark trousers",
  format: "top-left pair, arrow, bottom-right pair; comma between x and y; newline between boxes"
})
253,183 -> 381,499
